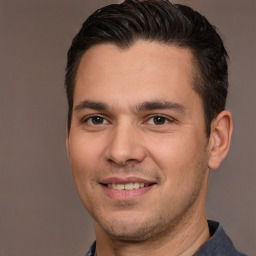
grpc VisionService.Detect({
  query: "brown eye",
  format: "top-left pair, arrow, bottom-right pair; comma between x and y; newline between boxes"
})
85,115 -> 108,125
147,115 -> 169,125
91,116 -> 104,124
154,116 -> 167,125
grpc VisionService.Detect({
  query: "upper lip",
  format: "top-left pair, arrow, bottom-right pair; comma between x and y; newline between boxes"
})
100,176 -> 156,185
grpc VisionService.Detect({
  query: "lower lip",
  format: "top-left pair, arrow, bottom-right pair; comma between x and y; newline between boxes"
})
101,185 -> 154,200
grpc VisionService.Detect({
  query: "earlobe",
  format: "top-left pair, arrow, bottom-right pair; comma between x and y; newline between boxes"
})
208,110 -> 233,170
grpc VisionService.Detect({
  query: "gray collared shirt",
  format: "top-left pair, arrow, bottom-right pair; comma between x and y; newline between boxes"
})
85,220 -> 248,256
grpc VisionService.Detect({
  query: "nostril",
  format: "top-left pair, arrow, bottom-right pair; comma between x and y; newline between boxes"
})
107,158 -> 141,167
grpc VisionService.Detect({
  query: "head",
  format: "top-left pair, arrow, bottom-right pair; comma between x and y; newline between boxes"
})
65,0 -> 232,246
65,0 -> 229,137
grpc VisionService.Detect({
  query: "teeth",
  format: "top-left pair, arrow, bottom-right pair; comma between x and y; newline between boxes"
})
116,184 -> 125,190
124,183 -> 133,190
133,183 -> 140,189
107,182 -> 146,190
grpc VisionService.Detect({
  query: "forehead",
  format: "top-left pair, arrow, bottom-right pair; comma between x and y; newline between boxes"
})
77,41 -> 195,76
74,41 -> 199,108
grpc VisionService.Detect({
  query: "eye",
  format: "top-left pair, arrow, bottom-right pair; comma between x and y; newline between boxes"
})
147,115 -> 170,125
84,115 -> 109,125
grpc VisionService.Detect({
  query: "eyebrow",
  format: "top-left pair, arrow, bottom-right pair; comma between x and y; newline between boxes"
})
75,100 -> 109,111
135,100 -> 185,113
74,99 -> 185,113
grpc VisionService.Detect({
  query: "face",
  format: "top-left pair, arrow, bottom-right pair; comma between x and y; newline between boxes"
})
67,41 -> 212,241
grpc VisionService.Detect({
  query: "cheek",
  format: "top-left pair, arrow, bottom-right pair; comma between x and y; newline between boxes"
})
147,134 -> 206,182
68,137 -> 101,191
68,136 -> 102,207
69,133 -> 102,168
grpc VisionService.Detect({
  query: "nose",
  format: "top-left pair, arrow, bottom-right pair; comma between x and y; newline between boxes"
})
105,121 -> 146,166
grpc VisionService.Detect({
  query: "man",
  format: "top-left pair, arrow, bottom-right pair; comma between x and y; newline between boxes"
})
65,1 -> 248,255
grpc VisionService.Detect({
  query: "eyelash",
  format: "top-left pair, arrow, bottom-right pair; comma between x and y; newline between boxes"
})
82,115 -> 110,125
81,114 -> 174,126
146,115 -> 174,126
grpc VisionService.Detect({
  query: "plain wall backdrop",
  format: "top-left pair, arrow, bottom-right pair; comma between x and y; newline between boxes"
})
0,1 -> 255,255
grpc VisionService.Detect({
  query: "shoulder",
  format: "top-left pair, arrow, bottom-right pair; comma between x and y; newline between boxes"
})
195,220 -> 248,256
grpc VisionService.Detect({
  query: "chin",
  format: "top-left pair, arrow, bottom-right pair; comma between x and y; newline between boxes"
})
96,214 -> 167,242
103,226 -> 154,242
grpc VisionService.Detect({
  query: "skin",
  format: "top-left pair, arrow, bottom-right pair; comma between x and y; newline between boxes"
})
66,41 -> 232,256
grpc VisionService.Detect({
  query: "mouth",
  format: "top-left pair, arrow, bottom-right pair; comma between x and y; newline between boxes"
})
103,182 -> 151,190
99,177 -> 156,200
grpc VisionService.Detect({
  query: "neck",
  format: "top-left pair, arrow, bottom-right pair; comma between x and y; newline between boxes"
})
94,212 -> 210,256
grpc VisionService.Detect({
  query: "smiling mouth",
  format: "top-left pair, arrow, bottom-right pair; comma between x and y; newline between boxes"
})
103,183 -> 153,190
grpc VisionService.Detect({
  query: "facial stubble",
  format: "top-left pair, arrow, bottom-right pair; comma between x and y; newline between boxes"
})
89,159 -> 209,244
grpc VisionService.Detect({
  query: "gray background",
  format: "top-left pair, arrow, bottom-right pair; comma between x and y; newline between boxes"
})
0,0 -> 255,255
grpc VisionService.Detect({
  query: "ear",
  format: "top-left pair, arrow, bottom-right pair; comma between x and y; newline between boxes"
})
208,110 -> 233,170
